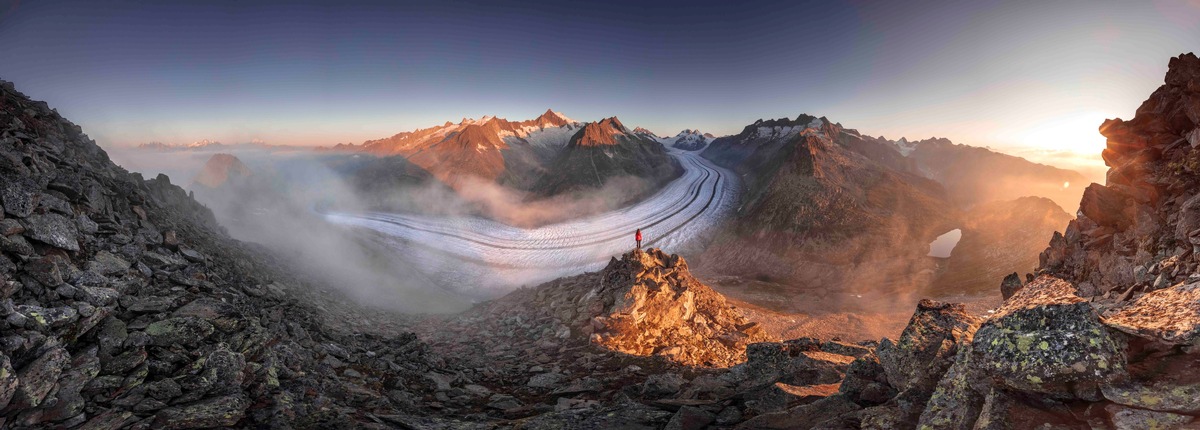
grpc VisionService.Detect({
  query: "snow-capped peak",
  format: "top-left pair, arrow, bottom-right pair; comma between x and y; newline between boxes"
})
188,139 -> 221,148
546,110 -> 575,124
667,129 -> 712,151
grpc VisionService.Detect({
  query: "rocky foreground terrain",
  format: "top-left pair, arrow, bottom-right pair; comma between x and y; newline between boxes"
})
4,52 -> 1200,430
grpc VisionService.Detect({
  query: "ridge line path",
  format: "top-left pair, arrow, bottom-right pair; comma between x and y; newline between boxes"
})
323,148 -> 739,298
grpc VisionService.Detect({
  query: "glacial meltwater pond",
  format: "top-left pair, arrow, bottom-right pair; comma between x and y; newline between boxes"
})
928,229 -> 962,258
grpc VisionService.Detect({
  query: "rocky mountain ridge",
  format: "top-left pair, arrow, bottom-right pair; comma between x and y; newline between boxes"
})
0,79 -> 482,428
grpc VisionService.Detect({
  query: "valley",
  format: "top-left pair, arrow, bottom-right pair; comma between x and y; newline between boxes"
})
321,147 -> 737,297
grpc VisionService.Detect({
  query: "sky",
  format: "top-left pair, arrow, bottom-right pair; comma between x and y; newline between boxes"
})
1,0 -> 1197,174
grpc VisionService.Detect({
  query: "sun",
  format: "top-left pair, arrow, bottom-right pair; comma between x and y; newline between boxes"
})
1019,112 -> 1110,155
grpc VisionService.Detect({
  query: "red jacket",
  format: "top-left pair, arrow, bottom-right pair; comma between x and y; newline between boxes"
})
636,230 -> 642,241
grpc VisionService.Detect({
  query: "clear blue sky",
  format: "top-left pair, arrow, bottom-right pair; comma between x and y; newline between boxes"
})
1,0 -> 1197,167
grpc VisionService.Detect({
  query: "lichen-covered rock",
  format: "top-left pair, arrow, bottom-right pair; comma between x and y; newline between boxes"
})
871,299 -> 979,424
22,213 -> 79,251
38,346 -> 99,422
1102,378 -> 1200,415
4,342 -> 68,410
1000,272 -> 1023,300
727,341 -> 852,391
144,317 -> 215,346
838,352 -> 894,407
877,300 -> 979,394
736,394 -> 861,429
86,250 -> 130,275
0,353 -> 16,410
13,304 -> 78,330
1102,281 -> 1200,345
1,178 -> 39,218
916,342 -> 985,429
151,394 -> 249,429
971,276 -> 1126,399
1105,403 -> 1194,430
173,297 -> 243,333
1101,349 -> 1200,415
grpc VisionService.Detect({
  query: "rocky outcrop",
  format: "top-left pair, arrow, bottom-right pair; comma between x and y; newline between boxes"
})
688,51 -> 1200,430
843,52 -> 1200,430
0,80 -> 474,428
1040,52 -> 1200,299
454,249 -> 771,368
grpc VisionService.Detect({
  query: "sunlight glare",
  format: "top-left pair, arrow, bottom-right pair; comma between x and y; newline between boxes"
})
1020,112 -> 1109,156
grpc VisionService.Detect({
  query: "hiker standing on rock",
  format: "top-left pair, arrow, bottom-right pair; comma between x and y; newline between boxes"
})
636,228 -> 643,250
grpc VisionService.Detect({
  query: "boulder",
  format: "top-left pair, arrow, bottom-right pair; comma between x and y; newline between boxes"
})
971,276 -> 1125,399
1,178 -> 40,218
916,343 -> 985,429
1102,281 -> 1200,345
1079,184 -> 1134,230
837,353 -> 893,407
172,298 -> 242,333
151,394 -> 248,429
23,213 -> 79,251
1000,272 -> 1023,300
664,405 -> 714,430
144,317 -> 215,347
5,343 -> 68,410
0,354 -> 16,410
1105,404 -> 1194,430
86,251 -> 130,276
873,299 -> 980,423
736,394 -> 860,429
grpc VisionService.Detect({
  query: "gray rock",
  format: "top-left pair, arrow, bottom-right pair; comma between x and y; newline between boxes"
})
25,256 -> 64,286
143,378 -> 182,401
1000,272 -> 1024,300
0,219 -> 24,236
14,304 -> 78,330
642,372 -> 685,397
180,248 -> 204,262
1106,403 -> 1194,430
6,343 -> 68,410
78,285 -> 120,306
486,394 -> 522,410
0,353 -> 17,410
200,346 -> 245,395
144,317 -> 214,347
23,213 -> 79,251
173,298 -> 241,332
87,251 -> 130,276
527,372 -> 565,389
122,295 -> 175,313
38,192 -> 72,215
151,394 -> 248,429
77,410 -> 136,430
101,348 -> 146,376
665,405 -> 714,430
1,179 -> 40,218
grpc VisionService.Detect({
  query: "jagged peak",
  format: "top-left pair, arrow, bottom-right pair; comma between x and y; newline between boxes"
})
570,118 -> 626,147
598,116 -> 627,132
632,126 -> 658,137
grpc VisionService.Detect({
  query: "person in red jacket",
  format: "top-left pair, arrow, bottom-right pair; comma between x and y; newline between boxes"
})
636,228 -> 643,249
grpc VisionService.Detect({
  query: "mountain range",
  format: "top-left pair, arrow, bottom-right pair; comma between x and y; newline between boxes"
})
3,52 -> 1198,429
